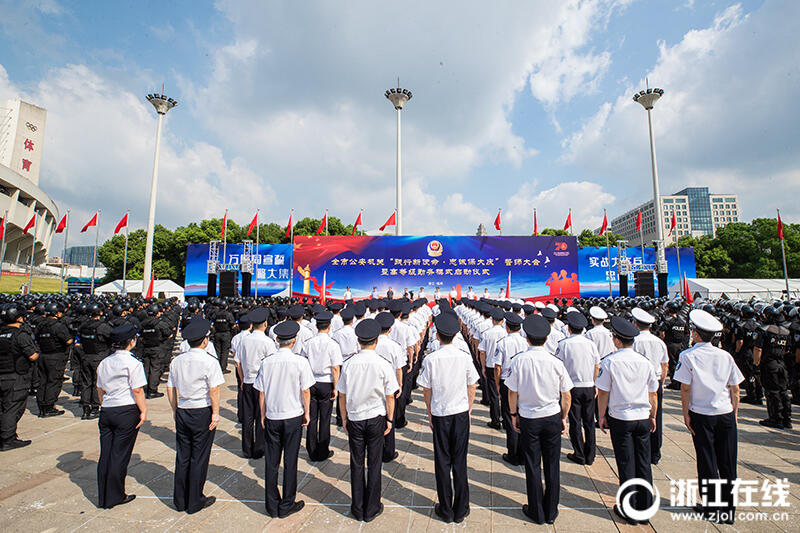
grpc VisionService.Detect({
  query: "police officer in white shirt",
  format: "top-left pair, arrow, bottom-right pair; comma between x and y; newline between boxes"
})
96,324 -> 147,509
585,306 -> 614,357
343,287 -> 352,300
595,317 -> 659,526
288,305 -> 314,355
255,320 -> 315,519
673,310 -> 744,525
237,308 -> 277,459
332,307 -> 359,426
167,318 -> 225,514
374,312 -> 405,462
337,319 -> 399,522
301,311 -> 342,461
479,307 -> 507,429
494,312 -> 528,465
506,315 -> 573,525
388,302 -> 415,427
555,312 -> 600,466
230,313 -> 252,423
418,312 -> 479,524
540,308 -> 565,355
631,308 -> 669,465
179,336 -> 217,358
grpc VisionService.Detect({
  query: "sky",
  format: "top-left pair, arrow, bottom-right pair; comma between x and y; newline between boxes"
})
1,0 -> 797,247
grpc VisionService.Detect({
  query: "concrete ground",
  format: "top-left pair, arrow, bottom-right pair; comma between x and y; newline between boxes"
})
1,371 -> 799,533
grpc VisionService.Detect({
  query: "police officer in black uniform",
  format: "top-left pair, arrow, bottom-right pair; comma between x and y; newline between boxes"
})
0,304 -> 39,451
211,304 -> 234,374
139,306 -> 170,398
755,306 -> 793,429
79,303 -> 113,420
35,302 -> 73,417
661,301 -> 688,390
734,305 -> 762,405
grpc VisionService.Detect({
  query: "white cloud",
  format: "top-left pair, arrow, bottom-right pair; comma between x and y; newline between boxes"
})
563,2 -> 800,222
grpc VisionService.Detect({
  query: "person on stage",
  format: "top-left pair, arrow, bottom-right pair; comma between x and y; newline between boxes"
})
95,323 -> 147,509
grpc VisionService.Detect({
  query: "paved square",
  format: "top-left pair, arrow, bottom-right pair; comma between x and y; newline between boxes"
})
1,372 -> 798,532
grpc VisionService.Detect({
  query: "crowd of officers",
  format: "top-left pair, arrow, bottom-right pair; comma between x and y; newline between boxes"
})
0,290 -> 798,526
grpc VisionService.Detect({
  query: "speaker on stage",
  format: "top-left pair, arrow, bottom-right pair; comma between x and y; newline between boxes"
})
241,272 -> 252,297
634,271 -> 655,298
207,274 -> 217,297
219,271 -> 238,297
619,274 -> 628,297
657,272 -> 669,298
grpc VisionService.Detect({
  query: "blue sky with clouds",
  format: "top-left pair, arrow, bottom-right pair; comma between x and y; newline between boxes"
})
1,0 -> 796,246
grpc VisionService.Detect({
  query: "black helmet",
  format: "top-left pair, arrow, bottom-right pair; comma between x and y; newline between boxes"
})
740,305 -> 755,319
3,304 -> 25,324
702,303 -> 716,315
111,304 -> 125,317
45,302 -> 59,316
762,305 -> 783,324
87,303 -> 103,317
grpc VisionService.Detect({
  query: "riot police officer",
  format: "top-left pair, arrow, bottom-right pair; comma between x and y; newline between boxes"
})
0,304 -> 39,451
755,306 -> 793,429
35,302 -> 73,417
734,305 -> 762,405
79,303 -> 113,419
139,306 -> 170,398
211,304 -> 234,374
661,301 -> 688,390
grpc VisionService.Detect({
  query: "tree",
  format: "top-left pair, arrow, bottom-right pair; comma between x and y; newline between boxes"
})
539,228 -> 569,237
577,229 -> 622,247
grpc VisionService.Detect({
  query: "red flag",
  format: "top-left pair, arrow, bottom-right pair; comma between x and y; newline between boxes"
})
379,211 -> 396,232
533,209 -> 538,236
599,211 -> 608,236
55,214 -> 67,234
505,271 -> 511,298
80,213 -> 97,233
247,212 -> 258,237
114,213 -> 128,235
668,211 -> 677,237
220,211 -> 227,239
563,210 -> 572,231
494,209 -> 502,231
0,217 -> 4,240
635,209 -> 642,232
145,273 -> 154,299
778,211 -> 784,240
285,212 -> 293,238
23,213 -> 36,234
314,212 -> 327,235
683,276 -> 693,304
352,211 -> 363,235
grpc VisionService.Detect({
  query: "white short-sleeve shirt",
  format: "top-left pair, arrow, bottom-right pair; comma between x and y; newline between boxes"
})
167,348 -> 226,409
505,347 -> 573,419
179,338 -> 218,359
337,350 -> 399,421
97,350 -> 147,408
497,333 -> 528,380
301,332 -> 343,383
375,334 -> 407,370
595,348 -> 659,421
253,348 -> 315,420
673,342 -> 744,415
479,324 -> 507,368
633,330 -> 669,380
332,324 -> 359,360
417,344 -> 479,417
555,334 -> 601,387
585,325 -> 615,358
239,329 -> 277,383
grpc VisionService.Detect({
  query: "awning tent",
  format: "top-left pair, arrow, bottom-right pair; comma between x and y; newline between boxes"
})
94,279 -> 185,301
667,278 -> 800,301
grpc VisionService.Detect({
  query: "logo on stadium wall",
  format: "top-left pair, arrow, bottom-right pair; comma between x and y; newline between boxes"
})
427,240 -> 443,257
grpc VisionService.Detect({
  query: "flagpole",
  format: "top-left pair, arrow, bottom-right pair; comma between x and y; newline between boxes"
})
639,224 -> 645,269
675,240 -> 683,298
91,211 -> 100,295
569,208 -> 573,236
59,211 -> 69,293
255,209 -> 259,299
498,208 -> 502,236
325,209 -> 329,236
604,210 -> 613,297
222,209 -> 228,265
0,210 -> 7,283
122,211 -> 129,295
28,213 -> 37,293
289,208 -> 294,297
779,209 -> 790,296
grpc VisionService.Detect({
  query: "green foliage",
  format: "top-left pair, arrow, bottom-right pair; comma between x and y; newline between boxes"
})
577,229 -> 622,247
539,228 -> 570,237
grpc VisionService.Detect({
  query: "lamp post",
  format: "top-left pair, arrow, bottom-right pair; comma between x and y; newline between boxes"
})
142,91 -> 177,292
385,83 -> 412,236
633,84 -> 667,288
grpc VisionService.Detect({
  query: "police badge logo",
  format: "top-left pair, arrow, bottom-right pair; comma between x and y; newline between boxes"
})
427,240 -> 443,257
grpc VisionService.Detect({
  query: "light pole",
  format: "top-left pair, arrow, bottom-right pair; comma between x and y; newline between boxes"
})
633,84 -> 667,292
385,83 -> 412,236
142,91 -> 177,292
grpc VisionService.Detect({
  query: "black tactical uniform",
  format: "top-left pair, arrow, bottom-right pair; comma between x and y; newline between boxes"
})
79,314 -> 113,419
662,311 -> 688,389
139,313 -> 170,397
0,309 -> 38,450
756,319 -> 792,429
34,312 -> 73,416
212,309 -> 234,373
735,313 -> 762,404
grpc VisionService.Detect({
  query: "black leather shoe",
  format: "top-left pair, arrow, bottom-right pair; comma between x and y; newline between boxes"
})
149,391 -> 164,399
522,504 -> 543,525
81,407 -> 92,420
783,420 -> 793,429
613,504 -> 637,525
364,503 -> 383,523
759,418 -> 784,429
487,421 -> 502,430
88,408 -> 100,420
114,494 -> 136,508
454,508 -> 470,523
1,438 -> 32,451
434,503 -> 452,523
187,495 -> 216,514
566,453 -> 585,465
382,451 -> 399,463
546,509 -> 559,524
279,500 -> 305,518
502,453 -> 520,466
